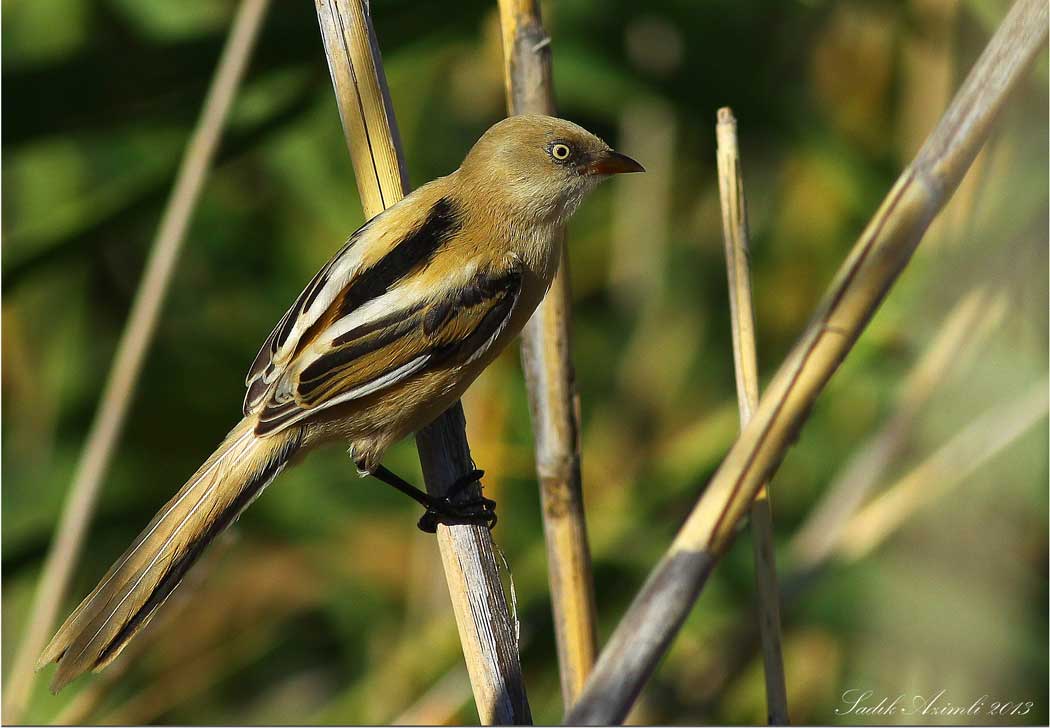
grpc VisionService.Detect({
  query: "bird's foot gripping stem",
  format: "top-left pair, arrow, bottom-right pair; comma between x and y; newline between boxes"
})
417,469 -> 497,533
364,463 -> 497,533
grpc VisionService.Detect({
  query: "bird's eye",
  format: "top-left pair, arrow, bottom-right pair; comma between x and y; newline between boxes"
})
550,143 -> 572,161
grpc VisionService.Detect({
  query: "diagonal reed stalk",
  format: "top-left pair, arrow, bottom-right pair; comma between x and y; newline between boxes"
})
790,284 -> 1007,568
2,1 -> 271,721
496,0 -> 598,709
312,1 -> 531,723
714,108 -> 789,725
686,277 -> 1029,706
837,375 -> 1048,561
688,373 -> 1047,711
566,0 -> 1048,722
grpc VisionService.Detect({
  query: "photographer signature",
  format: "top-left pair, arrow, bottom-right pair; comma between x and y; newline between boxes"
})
835,688 -> 1034,718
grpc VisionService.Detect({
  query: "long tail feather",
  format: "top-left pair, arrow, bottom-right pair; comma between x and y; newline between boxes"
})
37,418 -> 301,693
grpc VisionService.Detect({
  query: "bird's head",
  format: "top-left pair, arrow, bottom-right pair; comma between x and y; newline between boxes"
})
459,115 -> 644,227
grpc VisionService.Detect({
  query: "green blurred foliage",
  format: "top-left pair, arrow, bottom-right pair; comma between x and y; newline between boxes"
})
2,0 -> 1047,724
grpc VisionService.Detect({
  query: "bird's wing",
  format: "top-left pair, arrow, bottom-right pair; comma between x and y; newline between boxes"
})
242,215 -> 380,415
244,195 -> 522,436
243,194 -> 458,417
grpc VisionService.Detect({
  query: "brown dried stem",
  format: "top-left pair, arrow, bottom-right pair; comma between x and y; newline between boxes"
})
2,1 -> 271,721
567,0 -> 1048,722
312,1 -> 531,723
715,108 -> 789,725
496,0 -> 598,709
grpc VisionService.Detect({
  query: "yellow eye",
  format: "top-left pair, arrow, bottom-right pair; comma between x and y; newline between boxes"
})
550,143 -> 572,161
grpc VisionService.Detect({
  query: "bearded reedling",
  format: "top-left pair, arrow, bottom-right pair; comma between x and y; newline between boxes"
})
37,114 -> 643,691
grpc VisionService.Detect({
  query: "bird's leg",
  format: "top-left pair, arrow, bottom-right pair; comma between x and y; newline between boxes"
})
364,463 -> 496,533
417,469 -> 496,534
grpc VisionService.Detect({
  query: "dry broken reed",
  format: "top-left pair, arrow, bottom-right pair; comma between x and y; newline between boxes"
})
567,0 -> 1048,721
715,107 -> 789,725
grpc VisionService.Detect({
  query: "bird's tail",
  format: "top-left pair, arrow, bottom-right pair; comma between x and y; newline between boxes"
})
37,418 -> 301,693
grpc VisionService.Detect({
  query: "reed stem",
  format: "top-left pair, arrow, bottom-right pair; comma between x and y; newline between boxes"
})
3,1 -> 271,720
715,108 -> 789,725
496,0 -> 598,709
313,1 -> 531,723
566,1 -> 1048,721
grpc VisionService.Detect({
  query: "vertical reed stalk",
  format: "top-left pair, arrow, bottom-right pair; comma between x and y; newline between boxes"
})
2,1 -> 271,720
689,278 -> 1035,704
496,0 -> 598,708
715,108 -> 789,725
313,1 -> 531,723
567,1 -> 1047,721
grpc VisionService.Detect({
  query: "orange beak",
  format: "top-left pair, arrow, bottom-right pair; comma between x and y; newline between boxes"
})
582,150 -> 645,176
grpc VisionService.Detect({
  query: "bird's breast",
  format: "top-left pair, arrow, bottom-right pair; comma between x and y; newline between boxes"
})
517,222 -> 564,284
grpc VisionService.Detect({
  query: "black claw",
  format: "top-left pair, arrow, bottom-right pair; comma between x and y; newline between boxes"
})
415,470 -> 497,533
417,504 -> 497,533
417,511 -> 440,534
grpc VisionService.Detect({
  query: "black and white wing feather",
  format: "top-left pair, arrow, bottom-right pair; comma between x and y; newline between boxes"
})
242,197 -> 522,437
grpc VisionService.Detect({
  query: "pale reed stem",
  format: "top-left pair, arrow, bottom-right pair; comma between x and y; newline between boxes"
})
3,1 -> 271,720
496,0 -> 598,709
567,1 -> 1047,721
313,1 -> 531,723
715,107 -> 789,725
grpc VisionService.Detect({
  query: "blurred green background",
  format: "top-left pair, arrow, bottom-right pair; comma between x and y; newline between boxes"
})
3,0 -> 1047,724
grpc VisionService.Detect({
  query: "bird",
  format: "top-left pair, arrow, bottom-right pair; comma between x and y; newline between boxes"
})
36,114 -> 643,693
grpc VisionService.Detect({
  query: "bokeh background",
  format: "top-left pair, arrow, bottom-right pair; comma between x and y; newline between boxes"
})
3,0 -> 1047,724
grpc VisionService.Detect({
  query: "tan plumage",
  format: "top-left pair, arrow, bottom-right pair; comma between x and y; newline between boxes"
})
38,115 -> 642,692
